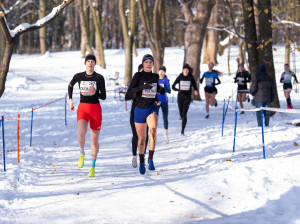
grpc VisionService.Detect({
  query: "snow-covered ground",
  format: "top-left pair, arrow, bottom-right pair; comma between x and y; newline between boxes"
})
0,46 -> 300,224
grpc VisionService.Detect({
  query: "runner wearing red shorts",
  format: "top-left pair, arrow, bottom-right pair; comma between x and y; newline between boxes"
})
68,54 -> 106,177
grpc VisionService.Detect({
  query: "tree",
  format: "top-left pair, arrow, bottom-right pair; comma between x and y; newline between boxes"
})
88,0 -> 106,68
138,0 -> 166,73
180,0 -> 216,100
0,0 -> 75,98
39,0 -> 47,55
119,0 -> 137,85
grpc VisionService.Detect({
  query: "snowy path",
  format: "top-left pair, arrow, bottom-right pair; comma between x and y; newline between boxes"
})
1,48 -> 300,224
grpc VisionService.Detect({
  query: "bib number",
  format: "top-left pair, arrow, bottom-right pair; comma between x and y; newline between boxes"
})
206,78 -> 213,86
142,83 -> 157,98
180,81 -> 191,91
80,81 -> 97,96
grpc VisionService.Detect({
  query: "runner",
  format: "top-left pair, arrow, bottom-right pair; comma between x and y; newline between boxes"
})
157,66 -> 171,143
172,63 -> 198,135
125,54 -> 165,175
68,54 -> 106,177
125,64 -> 149,168
234,64 -> 251,114
280,64 -> 299,109
200,62 -> 221,119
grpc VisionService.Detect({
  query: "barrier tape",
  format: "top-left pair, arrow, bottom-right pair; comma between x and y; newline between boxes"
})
236,106 -> 300,114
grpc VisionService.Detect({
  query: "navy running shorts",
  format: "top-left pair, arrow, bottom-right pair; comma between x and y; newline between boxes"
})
204,86 -> 218,94
283,83 -> 292,91
134,104 -> 158,123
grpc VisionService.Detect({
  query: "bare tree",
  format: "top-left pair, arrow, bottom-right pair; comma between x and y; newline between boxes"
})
119,0 -> 137,84
138,0 -> 166,73
0,0 -> 75,98
180,0 -> 215,100
39,0 -> 47,55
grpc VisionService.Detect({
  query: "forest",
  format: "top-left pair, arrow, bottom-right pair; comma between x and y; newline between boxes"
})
0,0 -> 299,105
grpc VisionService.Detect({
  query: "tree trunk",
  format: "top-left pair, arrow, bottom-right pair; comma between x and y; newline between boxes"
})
181,0 -> 216,100
0,29 -> 5,64
257,0 -> 280,109
39,0 -> 47,55
88,0 -> 106,68
202,0 -> 219,65
78,0 -> 94,57
241,0 -> 259,77
284,4 -> 290,65
119,0 -> 137,84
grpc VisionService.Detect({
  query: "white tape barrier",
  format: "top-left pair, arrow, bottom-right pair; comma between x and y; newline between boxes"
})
236,106 -> 300,114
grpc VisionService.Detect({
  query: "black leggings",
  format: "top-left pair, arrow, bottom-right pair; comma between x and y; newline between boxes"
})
178,96 -> 191,132
130,106 -> 148,156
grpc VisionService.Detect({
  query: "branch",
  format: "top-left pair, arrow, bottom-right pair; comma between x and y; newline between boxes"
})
3,0 -> 75,39
0,0 -> 22,15
225,0 -> 245,39
207,25 -> 238,38
0,11 -> 13,42
179,0 -> 194,24
273,14 -> 300,27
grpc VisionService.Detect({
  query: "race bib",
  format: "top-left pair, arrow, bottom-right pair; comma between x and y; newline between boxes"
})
180,81 -> 191,90
206,78 -> 213,86
238,77 -> 245,85
80,81 -> 97,96
142,83 -> 157,98
284,73 -> 292,83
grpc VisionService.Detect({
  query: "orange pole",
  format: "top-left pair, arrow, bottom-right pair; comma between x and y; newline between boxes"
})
17,114 -> 20,163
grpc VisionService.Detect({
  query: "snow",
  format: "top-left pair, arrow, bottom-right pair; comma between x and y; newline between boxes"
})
0,46 -> 300,224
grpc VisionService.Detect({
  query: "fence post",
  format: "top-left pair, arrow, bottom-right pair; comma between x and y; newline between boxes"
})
222,99 -> 225,137
30,108 -> 34,146
2,116 -> 6,171
232,106 -> 238,153
65,93 -> 67,126
17,114 -> 20,163
260,103 -> 266,159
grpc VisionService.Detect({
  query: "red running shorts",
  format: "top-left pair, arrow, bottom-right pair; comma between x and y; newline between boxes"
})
77,103 -> 102,131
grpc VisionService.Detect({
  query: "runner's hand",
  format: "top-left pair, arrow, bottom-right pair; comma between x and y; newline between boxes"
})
69,99 -> 74,111
89,85 -> 96,95
194,90 -> 198,96
143,82 -> 153,90
156,101 -> 161,106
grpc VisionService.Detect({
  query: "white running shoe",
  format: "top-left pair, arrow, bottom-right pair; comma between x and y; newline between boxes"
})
164,135 -> 169,144
132,155 -> 137,168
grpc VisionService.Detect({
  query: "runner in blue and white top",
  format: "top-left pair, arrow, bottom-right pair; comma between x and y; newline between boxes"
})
157,66 -> 171,143
200,62 -> 221,118
280,64 -> 298,109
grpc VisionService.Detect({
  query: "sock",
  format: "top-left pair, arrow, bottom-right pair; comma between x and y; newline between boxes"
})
80,147 -> 85,155
148,150 -> 154,160
287,97 -> 292,107
90,159 -> 96,167
139,154 -> 145,164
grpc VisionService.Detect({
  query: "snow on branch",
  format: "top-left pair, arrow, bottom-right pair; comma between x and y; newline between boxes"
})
273,15 -> 300,27
207,25 -> 238,38
0,0 -> 75,39
0,0 -> 22,15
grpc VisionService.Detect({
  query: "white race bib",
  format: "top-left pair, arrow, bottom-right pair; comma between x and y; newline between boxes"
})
206,78 -> 213,86
180,81 -> 191,91
238,77 -> 245,85
80,81 -> 97,96
142,83 -> 157,98
284,73 -> 292,83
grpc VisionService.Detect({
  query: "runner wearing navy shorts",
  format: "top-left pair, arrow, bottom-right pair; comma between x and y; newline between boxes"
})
68,54 -> 106,177
125,54 -> 165,175
200,62 -> 221,119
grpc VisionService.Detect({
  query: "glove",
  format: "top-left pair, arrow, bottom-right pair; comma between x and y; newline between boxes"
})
142,82 -> 153,90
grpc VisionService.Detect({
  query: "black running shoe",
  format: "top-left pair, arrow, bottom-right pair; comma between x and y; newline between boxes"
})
205,114 -> 209,119
240,111 -> 245,114
181,130 -> 184,135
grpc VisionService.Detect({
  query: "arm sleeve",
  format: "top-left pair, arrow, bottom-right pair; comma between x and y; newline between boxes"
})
234,74 -> 238,83
191,76 -> 198,91
125,73 -> 141,101
68,75 -> 78,99
250,77 -> 257,96
157,79 -> 166,94
293,73 -> 299,83
164,79 -> 171,93
98,76 -> 106,100
280,73 -> 284,83
200,73 -> 205,84
214,77 -> 221,86
172,77 -> 180,91
246,72 -> 252,82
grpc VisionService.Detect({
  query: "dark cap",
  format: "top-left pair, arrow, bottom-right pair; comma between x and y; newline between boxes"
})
238,63 -> 244,68
85,54 -> 96,64
142,54 -> 154,64
159,66 -> 166,72
183,63 -> 190,70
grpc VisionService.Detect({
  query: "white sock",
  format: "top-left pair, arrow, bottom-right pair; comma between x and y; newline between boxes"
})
80,147 -> 85,155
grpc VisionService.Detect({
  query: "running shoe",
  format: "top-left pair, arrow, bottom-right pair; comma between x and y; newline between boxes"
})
251,99 -> 255,106
215,99 -> 218,107
88,167 -> 95,177
205,114 -> 209,119
77,154 -> 85,168
139,162 -> 146,175
181,130 -> 184,135
164,135 -> 169,144
287,105 -> 292,109
148,159 -> 155,171
240,111 -> 245,114
246,94 -> 250,102
132,155 -> 137,168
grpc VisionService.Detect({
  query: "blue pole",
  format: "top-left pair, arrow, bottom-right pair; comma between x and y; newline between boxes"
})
30,109 -> 33,146
2,116 -> 6,171
222,99 -> 225,137
65,93 -> 67,126
233,106 -> 238,153
260,103 -> 266,159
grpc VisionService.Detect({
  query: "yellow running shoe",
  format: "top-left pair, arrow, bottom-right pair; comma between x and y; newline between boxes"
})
77,154 -> 85,168
88,167 -> 95,177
